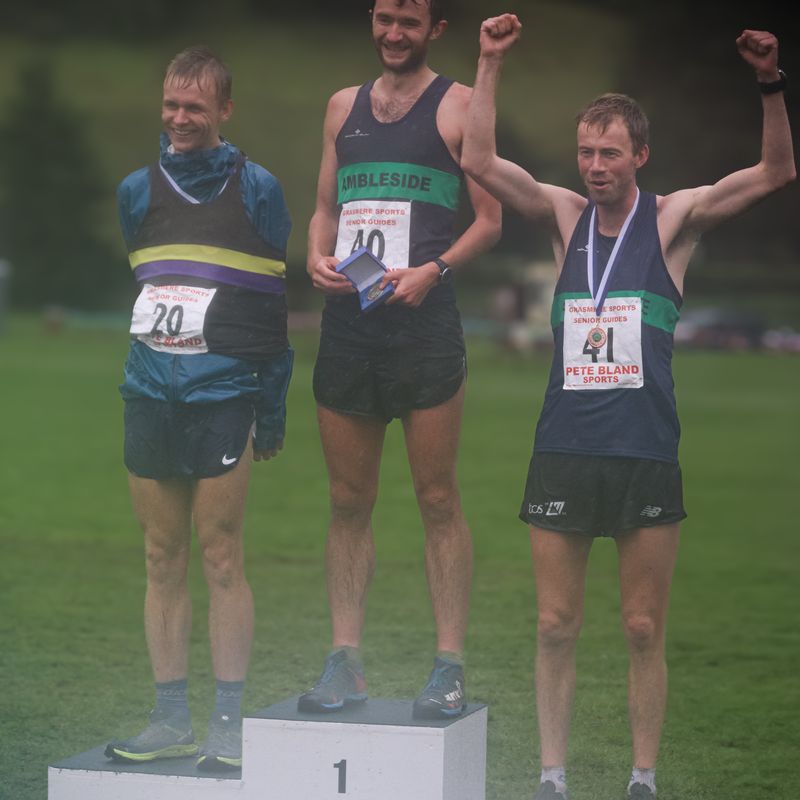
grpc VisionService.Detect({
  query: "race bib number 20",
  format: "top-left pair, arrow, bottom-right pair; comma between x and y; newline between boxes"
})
130,284 -> 216,354
334,200 -> 411,268
562,296 -> 643,390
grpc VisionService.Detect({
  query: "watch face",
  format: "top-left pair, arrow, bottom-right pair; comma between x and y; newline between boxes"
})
439,267 -> 451,283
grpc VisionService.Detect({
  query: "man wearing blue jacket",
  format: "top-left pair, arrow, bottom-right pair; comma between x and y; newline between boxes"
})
105,46 -> 292,772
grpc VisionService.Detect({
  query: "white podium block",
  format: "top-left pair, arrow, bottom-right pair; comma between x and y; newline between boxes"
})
244,696 -> 487,800
48,696 -> 488,800
48,745 -> 242,800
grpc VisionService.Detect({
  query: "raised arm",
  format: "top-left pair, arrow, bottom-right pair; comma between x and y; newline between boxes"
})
660,29 -> 796,277
307,88 -> 357,295
461,14 -> 584,266
461,15 -> 549,219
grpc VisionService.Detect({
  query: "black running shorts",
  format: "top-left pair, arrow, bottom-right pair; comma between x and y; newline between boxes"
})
124,396 -> 254,480
519,451 -> 687,536
313,299 -> 466,421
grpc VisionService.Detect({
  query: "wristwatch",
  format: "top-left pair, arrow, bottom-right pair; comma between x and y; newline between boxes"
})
433,257 -> 452,283
758,69 -> 787,95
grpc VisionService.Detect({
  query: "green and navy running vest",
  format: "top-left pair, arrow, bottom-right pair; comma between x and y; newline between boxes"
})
332,75 -> 463,306
534,191 -> 683,463
126,157 -> 287,359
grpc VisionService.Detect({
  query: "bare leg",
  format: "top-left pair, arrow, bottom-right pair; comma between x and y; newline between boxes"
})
616,524 -> 680,769
317,406 -> 386,648
403,382 -> 471,654
530,526 -> 593,767
128,475 -> 193,683
194,444 -> 255,682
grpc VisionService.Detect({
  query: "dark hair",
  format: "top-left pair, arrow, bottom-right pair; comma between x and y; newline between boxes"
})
576,93 -> 649,155
165,46 -> 232,106
370,0 -> 445,26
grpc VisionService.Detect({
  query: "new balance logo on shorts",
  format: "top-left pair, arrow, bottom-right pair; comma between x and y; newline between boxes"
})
528,501 -> 566,517
640,505 -> 663,518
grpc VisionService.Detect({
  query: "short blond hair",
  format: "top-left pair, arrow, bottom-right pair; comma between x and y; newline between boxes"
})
165,46 -> 232,106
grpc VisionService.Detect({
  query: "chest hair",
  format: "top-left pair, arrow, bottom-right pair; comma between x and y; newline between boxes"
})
371,92 -> 421,124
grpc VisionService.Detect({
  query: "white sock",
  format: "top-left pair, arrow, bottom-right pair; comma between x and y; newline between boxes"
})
629,767 -> 656,794
541,766 -> 567,794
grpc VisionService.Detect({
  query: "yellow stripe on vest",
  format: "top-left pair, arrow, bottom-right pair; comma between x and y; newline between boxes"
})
129,244 -> 286,278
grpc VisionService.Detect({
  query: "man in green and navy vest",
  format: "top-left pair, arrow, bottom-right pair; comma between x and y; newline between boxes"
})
301,0 -> 501,720
463,15 -> 795,800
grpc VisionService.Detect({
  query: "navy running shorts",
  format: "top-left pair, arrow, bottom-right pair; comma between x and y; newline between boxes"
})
313,299 -> 466,421
124,396 -> 254,480
519,451 -> 687,536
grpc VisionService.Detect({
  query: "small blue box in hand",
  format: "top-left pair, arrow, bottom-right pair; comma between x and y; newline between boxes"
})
336,247 -> 394,312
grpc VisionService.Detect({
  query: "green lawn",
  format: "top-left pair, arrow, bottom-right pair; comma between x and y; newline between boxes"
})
1,314 -> 798,800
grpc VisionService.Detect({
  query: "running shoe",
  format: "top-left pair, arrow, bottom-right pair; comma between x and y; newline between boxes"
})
534,780 -> 569,800
196,711 -> 242,771
628,783 -> 655,799
104,708 -> 198,762
412,657 -> 467,719
297,649 -> 368,712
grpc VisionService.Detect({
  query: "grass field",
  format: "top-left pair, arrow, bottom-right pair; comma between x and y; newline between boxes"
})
1,312 -> 798,800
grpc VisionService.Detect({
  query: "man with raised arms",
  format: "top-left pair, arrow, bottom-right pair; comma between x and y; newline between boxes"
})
462,14 -> 794,799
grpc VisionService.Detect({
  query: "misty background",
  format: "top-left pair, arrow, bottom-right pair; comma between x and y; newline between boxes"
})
0,0 -> 797,329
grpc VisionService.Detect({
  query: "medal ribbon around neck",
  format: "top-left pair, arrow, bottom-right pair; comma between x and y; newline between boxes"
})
159,163 -> 231,204
586,187 -> 640,315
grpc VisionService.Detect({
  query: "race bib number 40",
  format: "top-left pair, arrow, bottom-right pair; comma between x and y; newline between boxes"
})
334,200 -> 411,268
130,284 -> 216,354
562,296 -> 643,390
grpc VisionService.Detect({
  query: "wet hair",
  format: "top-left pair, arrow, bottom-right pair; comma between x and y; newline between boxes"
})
164,46 -> 232,106
370,0 -> 445,26
576,93 -> 649,155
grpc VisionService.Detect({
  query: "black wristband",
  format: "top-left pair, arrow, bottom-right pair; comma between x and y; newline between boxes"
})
758,69 -> 787,95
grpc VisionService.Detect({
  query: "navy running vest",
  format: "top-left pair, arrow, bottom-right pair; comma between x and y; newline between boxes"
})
127,158 -> 287,359
332,75 -> 463,307
534,191 -> 683,463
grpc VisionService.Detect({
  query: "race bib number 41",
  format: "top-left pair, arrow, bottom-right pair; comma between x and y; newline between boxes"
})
562,296 -> 643,390
334,200 -> 411,268
130,283 -> 216,354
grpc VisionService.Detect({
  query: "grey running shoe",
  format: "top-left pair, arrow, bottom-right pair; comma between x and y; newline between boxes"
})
196,711 -> 242,771
297,649 -> 368,713
534,780 -> 569,800
628,784 -> 655,799
105,708 -> 198,762
412,657 -> 467,719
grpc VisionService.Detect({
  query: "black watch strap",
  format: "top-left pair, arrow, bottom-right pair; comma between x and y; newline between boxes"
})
759,69 -> 787,95
433,257 -> 452,282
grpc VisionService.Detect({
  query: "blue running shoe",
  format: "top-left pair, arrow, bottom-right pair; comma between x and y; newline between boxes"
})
297,650 -> 368,713
412,657 -> 467,719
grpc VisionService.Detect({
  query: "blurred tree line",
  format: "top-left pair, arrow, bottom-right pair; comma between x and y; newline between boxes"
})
0,60 -> 124,310
0,0 -> 795,311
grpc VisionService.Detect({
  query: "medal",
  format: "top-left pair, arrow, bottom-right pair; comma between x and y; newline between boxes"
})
587,326 -> 607,348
